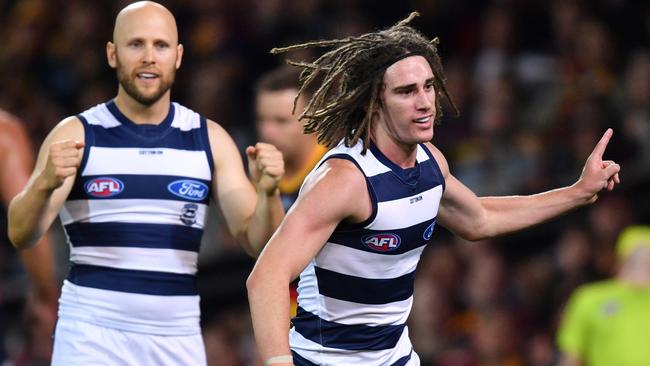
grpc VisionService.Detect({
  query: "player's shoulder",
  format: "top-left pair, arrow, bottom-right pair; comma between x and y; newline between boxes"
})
304,157 -> 366,194
42,116 -> 85,146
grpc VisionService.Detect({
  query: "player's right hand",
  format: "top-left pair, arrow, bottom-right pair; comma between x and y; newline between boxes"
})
41,140 -> 85,190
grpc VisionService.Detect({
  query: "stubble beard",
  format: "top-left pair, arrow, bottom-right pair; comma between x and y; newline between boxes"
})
115,57 -> 176,106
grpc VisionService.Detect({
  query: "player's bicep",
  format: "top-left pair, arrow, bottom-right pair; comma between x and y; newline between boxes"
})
256,160 -> 368,280
31,117 -> 84,224
437,172 -> 487,240
208,121 -> 256,233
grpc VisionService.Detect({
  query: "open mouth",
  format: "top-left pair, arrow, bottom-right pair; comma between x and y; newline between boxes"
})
137,72 -> 159,80
413,115 -> 432,124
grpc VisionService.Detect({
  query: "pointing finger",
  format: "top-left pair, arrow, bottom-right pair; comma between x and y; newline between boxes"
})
591,128 -> 613,160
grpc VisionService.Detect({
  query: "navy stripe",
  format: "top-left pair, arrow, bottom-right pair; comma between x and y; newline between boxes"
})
88,123 -> 208,149
315,267 -> 416,304
368,169 -> 442,202
68,174 -> 211,203
64,222 -> 203,252
329,219 -> 436,255
291,351 -> 318,366
293,307 -> 406,351
66,264 -> 197,296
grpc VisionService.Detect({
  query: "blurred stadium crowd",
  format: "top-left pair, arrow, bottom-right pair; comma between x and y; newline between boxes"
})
0,0 -> 648,365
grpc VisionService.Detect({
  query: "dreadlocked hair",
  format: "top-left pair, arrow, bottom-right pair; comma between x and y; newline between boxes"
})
271,11 -> 459,153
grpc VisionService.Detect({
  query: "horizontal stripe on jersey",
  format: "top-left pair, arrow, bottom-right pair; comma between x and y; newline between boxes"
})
81,147 -> 212,180
290,326 -> 417,365
315,267 -> 416,305
330,218 -> 436,255
70,246 -> 197,274
60,199 -> 208,229
67,264 -> 197,296
64,222 -> 203,252
69,174 -> 211,203
293,306 -> 405,351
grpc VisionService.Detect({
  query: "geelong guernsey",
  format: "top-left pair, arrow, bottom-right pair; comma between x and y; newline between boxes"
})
57,100 -> 213,335
290,140 -> 444,365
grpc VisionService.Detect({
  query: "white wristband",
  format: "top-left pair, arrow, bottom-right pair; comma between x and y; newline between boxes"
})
264,355 -> 294,365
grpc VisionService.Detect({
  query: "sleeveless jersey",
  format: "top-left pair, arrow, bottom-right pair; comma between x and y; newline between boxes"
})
290,140 -> 445,365
57,100 -> 213,335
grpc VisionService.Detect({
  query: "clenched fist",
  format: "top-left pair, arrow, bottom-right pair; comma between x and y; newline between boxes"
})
246,142 -> 284,195
41,140 -> 85,191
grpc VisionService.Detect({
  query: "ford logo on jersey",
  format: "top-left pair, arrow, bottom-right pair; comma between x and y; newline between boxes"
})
423,221 -> 436,241
167,180 -> 208,201
85,177 -> 124,197
362,233 -> 401,252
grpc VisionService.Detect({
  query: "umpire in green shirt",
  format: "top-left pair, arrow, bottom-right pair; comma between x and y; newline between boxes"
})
557,225 -> 650,366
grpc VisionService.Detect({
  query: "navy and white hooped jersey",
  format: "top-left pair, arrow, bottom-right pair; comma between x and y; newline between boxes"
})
58,100 -> 213,335
290,140 -> 445,366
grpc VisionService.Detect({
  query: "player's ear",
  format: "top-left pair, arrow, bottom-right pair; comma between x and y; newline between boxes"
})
107,41 -> 117,69
175,43 -> 184,70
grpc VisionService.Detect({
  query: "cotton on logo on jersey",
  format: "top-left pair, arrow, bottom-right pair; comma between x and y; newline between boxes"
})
84,177 -> 124,197
362,233 -> 401,252
167,180 -> 208,201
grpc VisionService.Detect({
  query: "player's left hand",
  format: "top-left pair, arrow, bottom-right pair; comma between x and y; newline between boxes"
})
575,128 -> 621,203
246,142 -> 284,195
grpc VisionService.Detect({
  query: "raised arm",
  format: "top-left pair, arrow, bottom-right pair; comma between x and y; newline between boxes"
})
434,129 -> 621,241
8,117 -> 84,249
207,120 -> 285,256
246,158 -> 371,365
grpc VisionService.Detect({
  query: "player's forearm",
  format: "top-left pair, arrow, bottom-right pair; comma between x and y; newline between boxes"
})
246,266 -> 293,363
245,188 -> 284,256
18,234 -> 59,302
8,176 -> 55,249
477,184 -> 590,239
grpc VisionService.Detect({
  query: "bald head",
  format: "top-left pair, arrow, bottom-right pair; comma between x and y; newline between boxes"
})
113,1 -> 178,45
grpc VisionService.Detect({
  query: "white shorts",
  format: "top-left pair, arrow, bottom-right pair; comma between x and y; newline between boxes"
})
52,318 -> 207,366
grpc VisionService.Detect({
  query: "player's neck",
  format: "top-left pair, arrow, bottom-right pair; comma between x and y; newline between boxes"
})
371,127 -> 418,169
114,90 -> 171,125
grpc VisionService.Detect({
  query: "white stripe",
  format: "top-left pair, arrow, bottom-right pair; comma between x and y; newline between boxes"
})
316,243 -> 425,279
81,104 -> 121,128
170,103 -> 201,131
61,199 -> 208,228
58,281 -> 200,336
70,247 -> 198,275
82,147 -> 212,180
370,185 -> 442,230
297,262 -> 413,326
317,296 -> 413,326
289,325 -> 416,366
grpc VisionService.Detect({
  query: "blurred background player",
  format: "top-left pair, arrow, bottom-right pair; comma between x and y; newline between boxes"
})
557,225 -> 650,366
255,66 -> 327,211
0,108 -> 58,364
255,66 -> 327,317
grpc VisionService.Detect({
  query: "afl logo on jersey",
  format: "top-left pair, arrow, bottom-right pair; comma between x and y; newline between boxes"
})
423,221 -> 436,241
85,177 -> 124,197
168,180 -> 208,201
362,233 -> 401,252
